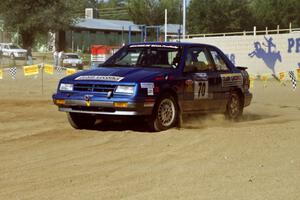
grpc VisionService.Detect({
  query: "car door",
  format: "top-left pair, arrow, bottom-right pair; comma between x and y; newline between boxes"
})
182,46 -> 219,112
207,47 -> 242,111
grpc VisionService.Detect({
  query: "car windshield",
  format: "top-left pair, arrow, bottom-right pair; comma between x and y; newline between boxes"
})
8,45 -> 21,49
65,54 -> 79,59
104,44 -> 182,69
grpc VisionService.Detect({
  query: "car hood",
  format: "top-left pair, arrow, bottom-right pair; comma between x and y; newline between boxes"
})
66,66 -> 174,83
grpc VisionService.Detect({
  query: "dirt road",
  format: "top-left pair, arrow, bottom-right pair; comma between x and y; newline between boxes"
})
0,71 -> 299,199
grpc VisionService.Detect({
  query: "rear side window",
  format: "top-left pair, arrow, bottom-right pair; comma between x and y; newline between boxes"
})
210,50 -> 229,71
185,47 -> 213,72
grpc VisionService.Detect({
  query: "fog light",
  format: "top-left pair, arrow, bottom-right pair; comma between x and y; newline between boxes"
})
55,99 -> 65,105
114,102 -> 128,108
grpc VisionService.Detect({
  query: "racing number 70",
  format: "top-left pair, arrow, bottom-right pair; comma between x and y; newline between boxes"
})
198,81 -> 206,98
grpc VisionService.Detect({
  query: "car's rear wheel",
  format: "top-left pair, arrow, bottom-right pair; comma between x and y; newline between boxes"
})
149,94 -> 178,131
225,92 -> 243,120
67,112 -> 96,129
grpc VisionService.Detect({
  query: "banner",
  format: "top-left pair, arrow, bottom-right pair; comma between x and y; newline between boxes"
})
44,64 -> 54,75
56,66 -> 64,74
8,67 -> 17,79
23,65 -> 39,76
297,68 -> 300,81
288,71 -> 297,91
249,74 -> 256,88
0,69 -> 3,79
278,71 -> 287,85
66,68 -> 77,75
279,72 -> 286,81
260,74 -> 269,87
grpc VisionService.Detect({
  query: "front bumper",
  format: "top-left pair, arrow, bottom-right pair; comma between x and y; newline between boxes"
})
53,98 -> 154,116
63,63 -> 83,68
12,54 -> 27,59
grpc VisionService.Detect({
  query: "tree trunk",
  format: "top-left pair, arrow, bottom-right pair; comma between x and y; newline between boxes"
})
20,29 -> 35,57
20,30 -> 35,49
57,30 -> 66,51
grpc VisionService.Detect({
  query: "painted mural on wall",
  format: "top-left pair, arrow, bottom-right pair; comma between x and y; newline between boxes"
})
248,36 -> 281,74
183,33 -> 300,75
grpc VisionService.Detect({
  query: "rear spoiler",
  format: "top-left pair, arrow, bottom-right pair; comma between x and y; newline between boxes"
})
236,66 -> 248,71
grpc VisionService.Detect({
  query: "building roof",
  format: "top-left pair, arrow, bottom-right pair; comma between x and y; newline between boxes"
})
160,24 -> 181,35
73,18 -> 141,32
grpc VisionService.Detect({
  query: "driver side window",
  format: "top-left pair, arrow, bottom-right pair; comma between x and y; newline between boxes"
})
184,47 -> 213,72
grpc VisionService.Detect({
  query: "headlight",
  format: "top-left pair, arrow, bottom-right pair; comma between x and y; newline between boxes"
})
59,83 -> 73,91
115,85 -> 135,94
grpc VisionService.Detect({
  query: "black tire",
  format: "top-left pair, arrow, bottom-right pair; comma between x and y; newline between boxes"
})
10,53 -> 15,60
67,112 -> 96,129
149,94 -> 178,132
225,92 -> 243,121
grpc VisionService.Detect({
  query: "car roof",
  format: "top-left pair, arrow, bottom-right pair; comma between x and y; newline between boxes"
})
0,43 -> 13,46
127,41 -> 218,49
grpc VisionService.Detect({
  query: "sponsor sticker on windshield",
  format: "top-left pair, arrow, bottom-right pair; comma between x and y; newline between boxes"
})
75,76 -> 124,82
130,44 -> 178,49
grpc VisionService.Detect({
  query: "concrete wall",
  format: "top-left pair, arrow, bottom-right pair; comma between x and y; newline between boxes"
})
182,32 -> 300,75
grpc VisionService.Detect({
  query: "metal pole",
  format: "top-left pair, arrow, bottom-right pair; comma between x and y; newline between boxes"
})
122,26 -> 124,45
71,30 -> 74,52
128,25 -> 132,44
289,22 -> 292,33
182,0 -> 186,39
41,57 -> 44,95
165,9 -> 167,42
156,26 -> 159,42
140,26 -> 143,42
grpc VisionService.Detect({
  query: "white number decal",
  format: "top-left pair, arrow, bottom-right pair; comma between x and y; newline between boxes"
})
194,81 -> 208,99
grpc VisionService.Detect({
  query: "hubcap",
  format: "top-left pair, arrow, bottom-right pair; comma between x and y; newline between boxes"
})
157,98 -> 175,127
229,94 -> 240,118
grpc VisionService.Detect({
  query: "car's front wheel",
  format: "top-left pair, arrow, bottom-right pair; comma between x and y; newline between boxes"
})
67,112 -> 96,129
149,94 -> 178,131
225,92 -> 243,121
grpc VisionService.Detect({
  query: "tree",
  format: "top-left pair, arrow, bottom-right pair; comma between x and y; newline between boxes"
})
250,0 -> 300,29
187,0 -> 254,34
97,0 -> 129,20
0,0 -> 89,51
128,0 -> 181,25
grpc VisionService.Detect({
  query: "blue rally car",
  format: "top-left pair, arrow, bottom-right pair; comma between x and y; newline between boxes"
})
53,42 -> 252,131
